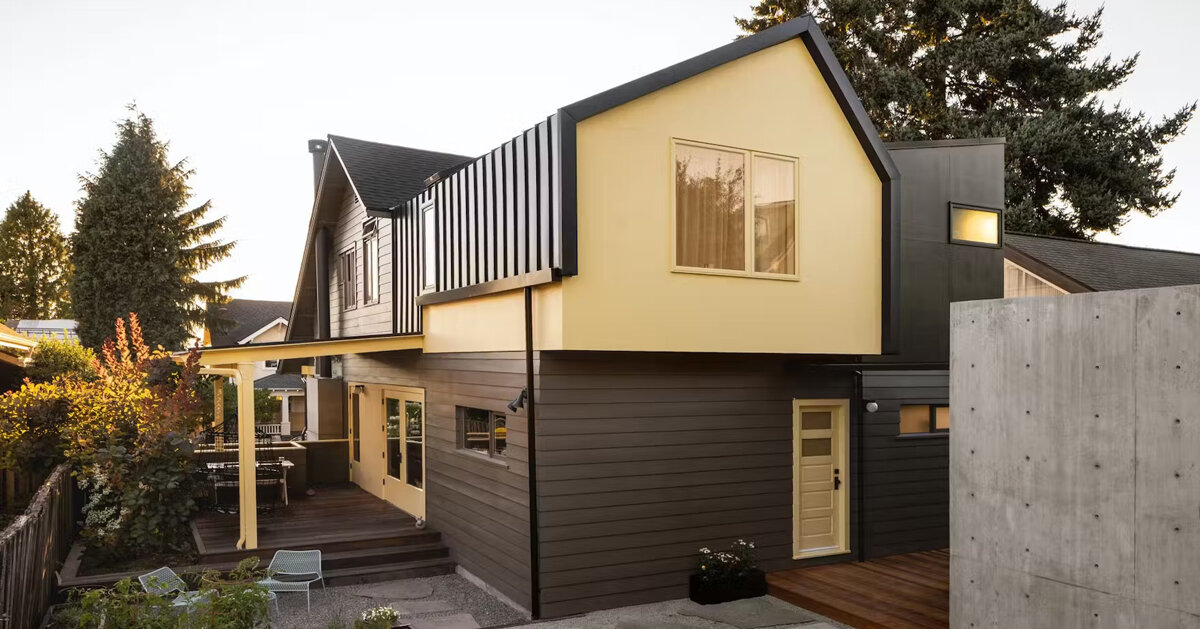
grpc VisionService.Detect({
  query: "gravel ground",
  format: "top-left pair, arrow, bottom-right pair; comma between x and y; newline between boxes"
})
271,573 -> 526,628
503,597 -> 850,629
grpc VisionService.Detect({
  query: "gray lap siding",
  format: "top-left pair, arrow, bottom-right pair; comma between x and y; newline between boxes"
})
339,350 -> 532,610
534,352 -> 858,618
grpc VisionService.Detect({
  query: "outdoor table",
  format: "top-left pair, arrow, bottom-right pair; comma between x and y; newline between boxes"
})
206,459 -> 294,506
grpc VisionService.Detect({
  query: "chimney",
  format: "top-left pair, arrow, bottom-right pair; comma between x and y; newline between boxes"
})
307,139 -> 328,194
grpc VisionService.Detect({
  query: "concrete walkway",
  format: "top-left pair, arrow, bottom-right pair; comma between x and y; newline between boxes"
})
271,573 -> 525,628
509,596 -> 850,629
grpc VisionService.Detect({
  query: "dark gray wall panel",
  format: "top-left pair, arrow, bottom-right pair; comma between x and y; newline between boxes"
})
340,351 -> 532,610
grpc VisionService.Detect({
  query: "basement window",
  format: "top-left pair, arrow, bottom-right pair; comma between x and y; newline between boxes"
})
457,407 -> 506,458
900,404 -> 950,435
672,139 -> 797,279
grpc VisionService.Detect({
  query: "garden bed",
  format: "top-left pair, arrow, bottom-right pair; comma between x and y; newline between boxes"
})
58,539 -> 220,591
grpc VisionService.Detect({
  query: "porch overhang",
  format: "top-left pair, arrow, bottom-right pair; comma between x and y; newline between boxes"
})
173,333 -> 422,550
180,333 -> 423,368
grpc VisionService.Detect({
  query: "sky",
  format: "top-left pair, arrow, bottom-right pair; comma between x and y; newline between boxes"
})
2,0 -> 1197,302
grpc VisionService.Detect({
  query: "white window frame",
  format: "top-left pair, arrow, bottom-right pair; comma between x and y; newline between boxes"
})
669,138 -> 801,281
337,245 -> 357,312
421,200 -> 437,293
362,220 -> 380,305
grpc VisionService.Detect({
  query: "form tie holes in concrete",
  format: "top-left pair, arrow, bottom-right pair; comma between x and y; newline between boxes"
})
1094,563 -> 1099,568
1025,455 -> 1030,461
1025,503 -> 1030,508
1095,463 -> 1101,469
1175,527 -> 1181,532
1025,363 -> 1030,368
1175,472 -> 1182,479
1175,418 -> 1183,425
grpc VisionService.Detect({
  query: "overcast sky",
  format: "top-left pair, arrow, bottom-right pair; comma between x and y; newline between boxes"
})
2,0 -> 1196,301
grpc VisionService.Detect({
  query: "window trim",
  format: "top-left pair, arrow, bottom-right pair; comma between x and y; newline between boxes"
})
420,200 -> 437,294
949,202 -> 1003,248
455,406 -> 507,460
897,402 -> 950,438
337,245 -> 357,312
362,219 -> 380,305
668,138 -> 801,282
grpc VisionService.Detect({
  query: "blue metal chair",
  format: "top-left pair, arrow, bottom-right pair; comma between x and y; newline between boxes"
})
257,549 -> 324,613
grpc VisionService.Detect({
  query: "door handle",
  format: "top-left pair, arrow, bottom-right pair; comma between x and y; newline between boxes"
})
834,469 -> 842,490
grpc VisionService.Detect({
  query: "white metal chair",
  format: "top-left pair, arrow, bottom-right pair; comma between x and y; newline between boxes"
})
257,549 -> 324,613
137,567 -> 208,610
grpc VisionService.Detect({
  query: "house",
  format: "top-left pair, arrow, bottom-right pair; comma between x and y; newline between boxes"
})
1004,232 -> 1200,297
5,319 -> 78,342
182,15 -> 1004,618
0,322 -> 38,390
204,299 -> 292,380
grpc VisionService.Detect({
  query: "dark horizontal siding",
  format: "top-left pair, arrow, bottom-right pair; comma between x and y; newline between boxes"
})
534,352 -> 856,618
340,351 -> 533,610
860,369 -> 949,559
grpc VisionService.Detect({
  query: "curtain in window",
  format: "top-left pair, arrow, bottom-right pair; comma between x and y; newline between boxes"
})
753,155 -> 796,275
675,144 -> 745,270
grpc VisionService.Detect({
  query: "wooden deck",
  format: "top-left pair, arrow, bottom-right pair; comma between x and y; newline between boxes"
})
191,483 -> 420,561
768,550 -> 950,629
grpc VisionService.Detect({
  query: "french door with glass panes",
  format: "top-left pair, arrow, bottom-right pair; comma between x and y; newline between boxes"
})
381,387 -> 426,519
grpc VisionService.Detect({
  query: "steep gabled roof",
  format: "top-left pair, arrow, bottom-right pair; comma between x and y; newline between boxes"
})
208,299 -> 291,346
328,135 -> 472,211
1006,233 -> 1200,292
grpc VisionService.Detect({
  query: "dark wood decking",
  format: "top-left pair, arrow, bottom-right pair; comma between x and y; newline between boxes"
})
192,484 -> 420,560
768,550 -> 950,629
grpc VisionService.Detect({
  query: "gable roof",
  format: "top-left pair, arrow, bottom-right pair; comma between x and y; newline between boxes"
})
328,135 -> 472,211
208,299 -> 291,346
1005,233 -> 1200,292
255,372 -> 304,391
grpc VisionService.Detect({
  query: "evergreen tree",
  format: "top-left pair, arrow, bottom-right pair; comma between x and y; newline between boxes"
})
70,107 -> 243,350
736,1 -> 1194,237
0,191 -> 72,319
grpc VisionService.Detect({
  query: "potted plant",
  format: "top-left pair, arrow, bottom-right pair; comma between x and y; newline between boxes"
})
356,605 -> 402,628
688,539 -> 767,605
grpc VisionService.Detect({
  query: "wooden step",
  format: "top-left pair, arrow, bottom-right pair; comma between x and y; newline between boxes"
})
323,557 -> 457,587
320,543 -> 449,571
200,528 -> 442,564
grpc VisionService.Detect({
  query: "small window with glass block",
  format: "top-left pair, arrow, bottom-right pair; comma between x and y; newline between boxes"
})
457,407 -> 506,458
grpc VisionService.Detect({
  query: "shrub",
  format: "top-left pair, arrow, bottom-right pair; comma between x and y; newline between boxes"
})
25,338 -> 99,383
0,379 -> 72,477
696,539 -> 757,583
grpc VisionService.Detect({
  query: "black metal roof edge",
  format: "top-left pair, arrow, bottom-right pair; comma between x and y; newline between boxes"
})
886,137 -> 1007,150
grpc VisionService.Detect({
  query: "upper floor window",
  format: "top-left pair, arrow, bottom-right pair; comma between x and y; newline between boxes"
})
421,201 -> 436,292
672,140 -> 797,278
338,246 -> 357,311
363,220 -> 380,304
950,203 -> 1001,247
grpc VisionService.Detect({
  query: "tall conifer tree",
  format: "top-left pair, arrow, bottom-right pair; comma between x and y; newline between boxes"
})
0,191 -> 72,319
70,107 -> 243,350
737,1 -> 1194,237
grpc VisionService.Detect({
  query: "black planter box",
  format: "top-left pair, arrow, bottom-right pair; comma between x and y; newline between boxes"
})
688,568 -> 768,605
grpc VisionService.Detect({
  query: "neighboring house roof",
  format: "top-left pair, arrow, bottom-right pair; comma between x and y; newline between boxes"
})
255,372 -> 304,391
9,319 -> 78,342
207,299 -> 291,346
328,135 -> 473,212
1005,233 -> 1200,292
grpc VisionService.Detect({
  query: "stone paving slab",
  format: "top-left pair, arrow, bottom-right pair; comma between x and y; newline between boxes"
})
677,597 -> 817,628
354,580 -> 435,600
407,613 -> 482,629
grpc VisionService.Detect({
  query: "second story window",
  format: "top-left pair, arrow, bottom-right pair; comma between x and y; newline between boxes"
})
338,246 -> 357,311
673,139 -> 797,278
421,201 -> 436,292
362,220 -> 380,304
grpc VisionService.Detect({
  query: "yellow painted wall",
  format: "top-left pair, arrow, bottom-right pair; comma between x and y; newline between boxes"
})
564,38 -> 882,354
421,285 -> 563,353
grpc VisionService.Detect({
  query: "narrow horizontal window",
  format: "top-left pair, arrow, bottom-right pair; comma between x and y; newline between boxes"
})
950,204 -> 1001,247
673,140 -> 797,278
900,404 -> 950,435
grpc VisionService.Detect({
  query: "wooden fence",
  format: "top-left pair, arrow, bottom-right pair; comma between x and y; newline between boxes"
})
0,464 -> 73,629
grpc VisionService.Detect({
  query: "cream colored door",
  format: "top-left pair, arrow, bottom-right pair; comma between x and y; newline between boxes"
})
793,399 -> 849,559
348,385 -> 384,499
382,388 -> 426,519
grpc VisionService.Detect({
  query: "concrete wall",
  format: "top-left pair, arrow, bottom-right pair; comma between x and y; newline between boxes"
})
950,285 -> 1200,628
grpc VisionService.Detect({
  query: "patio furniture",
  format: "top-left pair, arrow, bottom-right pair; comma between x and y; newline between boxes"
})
138,567 -> 208,610
258,549 -> 324,613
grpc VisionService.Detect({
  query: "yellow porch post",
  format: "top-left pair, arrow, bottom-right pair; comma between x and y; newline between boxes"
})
236,362 -> 258,550
213,376 -> 224,429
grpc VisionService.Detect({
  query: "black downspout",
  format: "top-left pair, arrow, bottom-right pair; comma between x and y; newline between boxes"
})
391,211 -> 399,335
524,286 -> 540,619
314,227 -> 332,377
854,370 -> 866,561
